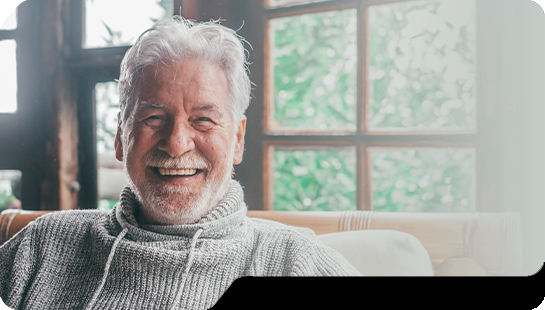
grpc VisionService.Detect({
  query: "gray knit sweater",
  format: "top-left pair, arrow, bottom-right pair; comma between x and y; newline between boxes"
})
0,180 -> 361,309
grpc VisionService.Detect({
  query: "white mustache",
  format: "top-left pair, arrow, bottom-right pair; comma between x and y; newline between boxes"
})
141,151 -> 211,170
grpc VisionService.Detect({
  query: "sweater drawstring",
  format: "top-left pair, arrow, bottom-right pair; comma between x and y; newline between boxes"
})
170,228 -> 203,310
85,227 -> 129,310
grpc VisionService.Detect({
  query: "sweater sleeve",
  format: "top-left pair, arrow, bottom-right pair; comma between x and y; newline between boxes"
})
288,231 -> 363,276
0,222 -> 39,309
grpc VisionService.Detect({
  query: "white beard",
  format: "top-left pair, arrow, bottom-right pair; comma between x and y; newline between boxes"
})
124,144 -> 235,225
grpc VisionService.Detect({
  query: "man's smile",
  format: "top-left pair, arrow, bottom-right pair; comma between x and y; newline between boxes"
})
151,167 -> 204,182
156,167 -> 200,176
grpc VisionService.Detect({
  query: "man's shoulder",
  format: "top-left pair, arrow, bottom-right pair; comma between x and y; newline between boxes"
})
37,209 -> 109,221
1,210 -> 111,252
243,215 -> 362,276
31,209 -> 111,232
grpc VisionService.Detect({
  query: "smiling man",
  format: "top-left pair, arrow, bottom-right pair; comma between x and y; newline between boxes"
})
0,17 -> 361,310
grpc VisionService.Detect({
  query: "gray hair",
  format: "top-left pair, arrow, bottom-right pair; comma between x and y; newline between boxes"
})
118,16 -> 251,126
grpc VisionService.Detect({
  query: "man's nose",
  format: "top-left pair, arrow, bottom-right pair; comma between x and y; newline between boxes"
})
158,121 -> 195,158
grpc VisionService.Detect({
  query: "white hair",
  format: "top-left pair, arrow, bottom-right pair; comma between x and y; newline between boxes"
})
118,16 -> 251,126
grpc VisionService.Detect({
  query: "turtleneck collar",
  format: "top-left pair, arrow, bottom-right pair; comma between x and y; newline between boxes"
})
111,180 -> 248,241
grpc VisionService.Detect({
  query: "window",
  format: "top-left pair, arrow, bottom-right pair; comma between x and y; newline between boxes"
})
83,0 -> 173,48
95,82 -> 125,210
261,0 -> 477,212
1,5 -> 17,30
0,5 -> 37,211
0,6 -> 18,114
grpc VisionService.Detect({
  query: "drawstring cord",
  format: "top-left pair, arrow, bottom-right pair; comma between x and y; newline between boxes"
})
85,227 -> 129,310
170,228 -> 204,310
83,226 -> 203,310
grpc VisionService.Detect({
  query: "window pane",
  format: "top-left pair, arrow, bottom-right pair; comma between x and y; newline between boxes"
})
273,149 -> 356,211
368,0 -> 476,131
95,82 -> 126,209
0,40 -> 17,114
0,170 -> 21,211
371,149 -> 474,212
1,7 -> 17,30
95,82 -> 119,154
271,9 -> 357,132
84,0 -> 173,48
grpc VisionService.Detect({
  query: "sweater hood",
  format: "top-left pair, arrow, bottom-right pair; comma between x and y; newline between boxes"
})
110,180 -> 248,242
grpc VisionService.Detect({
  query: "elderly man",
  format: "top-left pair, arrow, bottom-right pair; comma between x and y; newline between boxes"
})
0,17 -> 361,310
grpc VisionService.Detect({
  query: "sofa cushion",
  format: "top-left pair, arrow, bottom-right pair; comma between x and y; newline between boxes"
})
317,230 -> 433,276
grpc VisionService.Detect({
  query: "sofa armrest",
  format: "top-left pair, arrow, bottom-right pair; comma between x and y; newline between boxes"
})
318,230 -> 433,276
0,209 -> 50,246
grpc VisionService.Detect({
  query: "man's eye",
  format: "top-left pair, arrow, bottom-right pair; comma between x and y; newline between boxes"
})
143,116 -> 165,127
192,117 -> 215,130
144,115 -> 164,122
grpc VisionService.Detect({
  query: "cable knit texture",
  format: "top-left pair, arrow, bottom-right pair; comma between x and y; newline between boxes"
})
0,180 -> 361,310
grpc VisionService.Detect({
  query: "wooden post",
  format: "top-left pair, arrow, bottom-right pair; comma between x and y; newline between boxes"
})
39,0 -> 79,210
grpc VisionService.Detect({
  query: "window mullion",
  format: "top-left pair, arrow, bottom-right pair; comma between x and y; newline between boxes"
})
357,3 -> 371,210
357,2 -> 370,135
360,143 -> 373,210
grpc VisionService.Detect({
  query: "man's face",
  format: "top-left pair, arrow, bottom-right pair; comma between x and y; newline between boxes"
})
115,58 -> 246,225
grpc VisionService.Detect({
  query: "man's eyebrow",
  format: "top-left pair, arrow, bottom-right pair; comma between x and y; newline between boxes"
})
192,104 -> 224,118
137,101 -> 166,110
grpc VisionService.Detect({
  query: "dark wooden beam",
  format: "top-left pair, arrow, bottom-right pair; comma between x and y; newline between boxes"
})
232,0 -> 267,211
39,0 -> 79,210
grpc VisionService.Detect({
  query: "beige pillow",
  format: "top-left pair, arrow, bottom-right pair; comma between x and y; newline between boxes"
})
318,230 -> 433,276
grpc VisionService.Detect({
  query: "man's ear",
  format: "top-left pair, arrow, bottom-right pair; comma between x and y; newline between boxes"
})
233,116 -> 246,165
115,114 -> 124,162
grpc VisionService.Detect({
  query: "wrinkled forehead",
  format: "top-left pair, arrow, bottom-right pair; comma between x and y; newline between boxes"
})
126,59 -> 231,119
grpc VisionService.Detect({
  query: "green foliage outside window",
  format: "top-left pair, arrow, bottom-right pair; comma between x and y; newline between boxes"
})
98,199 -> 118,210
0,171 -> 21,212
368,0 -> 476,130
274,150 -> 356,211
0,190 -> 18,212
372,149 -> 474,212
272,9 -> 357,131
271,1 -> 476,212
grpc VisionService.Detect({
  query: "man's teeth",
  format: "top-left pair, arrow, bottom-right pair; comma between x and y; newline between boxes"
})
157,168 -> 198,176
